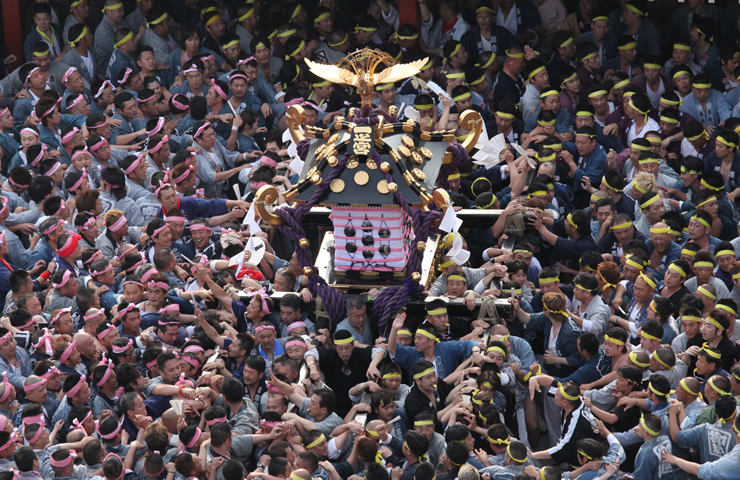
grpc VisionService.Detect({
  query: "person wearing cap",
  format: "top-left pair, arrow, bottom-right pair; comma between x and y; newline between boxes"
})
63,23 -> 96,85
96,0 -> 129,77
680,73 -> 731,129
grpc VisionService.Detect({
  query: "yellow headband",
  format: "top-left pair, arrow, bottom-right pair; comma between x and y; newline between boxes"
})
659,116 -> 678,124
334,336 -> 354,345
397,329 -> 412,337
447,44 -> 462,60
314,12 -> 331,24
640,415 -> 660,436
629,351 -> 650,368
648,382 -> 668,397
476,6 -> 494,14
559,384 -> 579,401
416,329 -> 440,343
640,195 -> 660,210
693,82 -> 711,89
668,264 -> 687,278
693,261 -> 714,269
680,378 -> 699,396
625,256 -> 645,271
643,63 -> 661,70
487,346 -> 507,357
148,12 -> 168,26
70,26 -> 88,46
540,89 -> 559,99
613,79 -> 630,89
618,42 -> 637,50
507,443 -> 527,463
639,273 -> 656,289
650,226 -> 670,234
222,39 -> 239,50
488,435 -> 510,445
383,372 -> 402,379
705,316 -> 724,331
278,28 -> 297,38
537,152 -> 556,162
718,135 -> 738,148
717,250 -> 736,258
427,307 -> 448,315
560,37 -> 574,49
561,72 -> 577,85
626,3 -> 646,15
414,420 -> 434,426
114,31 -> 134,49
506,49 -> 525,58
709,376 -> 729,396
539,276 -> 559,284
602,176 -> 621,192
446,72 -> 465,79
681,249 -> 697,257
528,66 -> 546,79
674,43 -> 691,51
102,2 -> 123,12
205,14 -> 223,27
453,92 -> 472,102
718,305 -> 737,317
413,367 -> 436,380
469,74 -> 486,86
567,213 -> 577,228
654,353 -> 673,370
604,334 -> 625,346
641,330 -> 660,341
288,40 -> 306,58
238,8 -> 255,22
305,434 -> 326,448
701,178 -> 723,191
696,196 -> 716,208
612,221 -> 633,230
698,287 -> 717,302
496,111 -> 514,119
448,173 -> 461,180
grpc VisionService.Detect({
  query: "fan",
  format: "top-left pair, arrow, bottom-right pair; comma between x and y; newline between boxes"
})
472,127 -> 536,170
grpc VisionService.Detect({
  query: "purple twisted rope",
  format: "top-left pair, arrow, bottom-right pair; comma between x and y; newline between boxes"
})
436,142 -> 469,190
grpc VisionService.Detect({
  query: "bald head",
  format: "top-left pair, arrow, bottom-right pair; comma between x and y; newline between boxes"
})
73,332 -> 97,358
366,419 -> 386,437
491,325 -> 510,337
681,377 -> 700,397
161,408 -> 179,432
23,376 -> 43,390
292,469 -> 311,480
630,349 -> 650,370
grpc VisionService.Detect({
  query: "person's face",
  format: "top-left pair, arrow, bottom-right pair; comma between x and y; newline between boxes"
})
254,45 -> 271,64
197,127 -> 217,151
688,218 -> 709,240
185,70 -> 203,90
476,10 -> 493,30
304,108 -> 318,126
243,365 -> 262,386
542,94 -> 560,112
184,33 -> 200,52
621,46 -> 637,62
448,176 -> 461,191
644,66 -> 660,82
446,278 -> 466,297
256,327 -> 275,349
375,400 -> 395,420
230,78 -> 248,98
122,311 -> 141,333
137,51 -> 157,74
153,226 -> 172,247
632,277 -> 653,303
348,306 -> 367,331
718,252 -> 735,273
575,135 -> 594,156
159,187 -> 178,212
674,73 -> 692,94
415,423 -> 435,441
694,353 -> 712,375
161,357 -> 182,383
316,16 -> 333,34
595,206 -> 612,225
308,394 -> 325,417
25,380 -> 47,404
167,221 -> 184,241
575,114 -> 594,128
693,85 -> 710,102
280,307 -> 301,325
33,12 -> 51,31
603,336 -> 623,357
55,313 -> 74,335
681,318 -> 701,338
335,342 -> 353,362
396,332 -> 412,346
645,201 -> 665,223
614,374 -> 630,393
65,71 -> 85,94
23,296 -> 42,316
380,87 -> 396,106
147,285 -> 167,306
207,18 -> 226,39
190,228 -> 211,250
416,371 -> 437,392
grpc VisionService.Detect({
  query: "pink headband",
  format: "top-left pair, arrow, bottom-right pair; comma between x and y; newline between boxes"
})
0,333 -> 12,349
69,168 -> 87,192
52,270 -> 72,290
120,68 -> 133,85
158,304 -> 179,315
44,161 -> 62,177
84,250 -> 104,266
33,329 -> 53,356
42,219 -> 63,236
117,303 -> 137,319
22,413 -> 45,426
121,280 -> 144,289
31,143 -> 48,166
83,308 -> 106,322
0,107 -> 7,118
51,307 -> 72,324
109,216 -> 127,232
123,155 -> 144,175
164,216 -> 186,223
25,67 -> 41,85
50,452 -> 75,468
286,339 -> 307,349
126,254 -> 146,272
96,360 -> 115,386
148,117 -> 165,137
97,324 -> 117,340
154,181 -> 172,197
27,421 -> 46,445
24,378 -> 46,392
40,366 -> 60,380
211,79 -> 229,100
138,91 -> 158,103
230,73 -> 249,83
0,373 -> 10,403
206,416 -> 227,426
112,338 -> 133,354
41,99 -> 61,119
189,224 -> 212,232
261,419 -> 281,427
62,127 -> 79,144
59,340 -> 77,364
82,216 -> 97,231
183,345 -> 204,353
200,54 -> 216,62
62,67 -> 78,84
20,128 -> 39,138
116,245 -> 138,260
94,80 -> 115,99
16,316 -> 34,329
53,199 -> 67,218
152,224 -> 170,237
141,268 -> 157,283
71,148 -> 90,162
254,324 -> 275,334
259,155 -> 277,168
286,321 -> 307,332
146,359 -> 158,369
173,165 -> 194,183
178,354 -> 199,370
248,289 -> 270,314
194,122 -> 212,138
8,178 -> 28,190
90,137 -> 108,151
65,375 -> 86,397
149,136 -> 169,156
103,453 -> 125,480
171,95 -> 189,110
237,56 -> 257,66
180,427 -> 201,453
183,65 -> 200,74
68,94 -> 85,110
0,431 -> 16,451
71,411 -> 92,432
285,97 -> 304,108
98,420 -> 122,439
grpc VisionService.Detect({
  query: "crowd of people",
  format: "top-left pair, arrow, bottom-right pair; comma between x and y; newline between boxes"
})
3,0 -> 740,479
